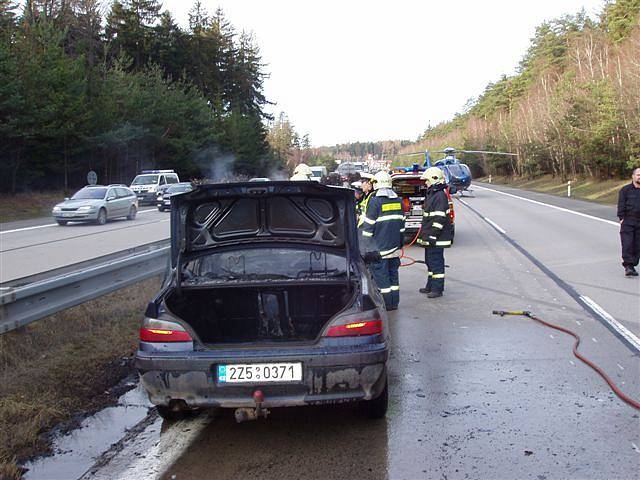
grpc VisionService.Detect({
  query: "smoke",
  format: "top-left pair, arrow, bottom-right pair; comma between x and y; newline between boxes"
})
267,165 -> 288,181
193,145 -> 238,183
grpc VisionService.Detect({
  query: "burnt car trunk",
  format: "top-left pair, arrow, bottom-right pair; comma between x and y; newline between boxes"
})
165,284 -> 354,344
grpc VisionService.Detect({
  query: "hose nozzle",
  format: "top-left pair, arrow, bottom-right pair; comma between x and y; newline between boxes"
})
492,310 -> 532,317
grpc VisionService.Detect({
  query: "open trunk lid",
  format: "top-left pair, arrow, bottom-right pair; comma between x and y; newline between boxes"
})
170,182 -> 358,267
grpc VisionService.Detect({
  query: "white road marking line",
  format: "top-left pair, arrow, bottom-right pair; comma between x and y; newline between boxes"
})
569,360 -> 575,366
0,223 -> 57,234
575,320 -> 582,326
632,443 -> 640,454
617,363 -> 625,371
474,184 -> 619,227
86,414 -> 210,480
579,295 -> 640,353
592,337 -> 598,343
483,217 -> 506,234
1,209 -> 159,235
549,334 -> 555,339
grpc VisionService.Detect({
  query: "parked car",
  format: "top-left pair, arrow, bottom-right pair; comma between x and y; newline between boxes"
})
391,173 -> 455,243
52,185 -> 138,226
136,182 -> 390,421
130,169 -> 179,204
157,182 -> 194,212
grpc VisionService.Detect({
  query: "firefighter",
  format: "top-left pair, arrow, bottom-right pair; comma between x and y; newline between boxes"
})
361,171 -> 405,311
617,166 -> 640,276
290,163 -> 313,180
356,172 -> 375,227
417,167 -> 453,298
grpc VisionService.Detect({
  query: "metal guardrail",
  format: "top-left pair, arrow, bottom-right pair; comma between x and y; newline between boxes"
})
0,245 -> 170,334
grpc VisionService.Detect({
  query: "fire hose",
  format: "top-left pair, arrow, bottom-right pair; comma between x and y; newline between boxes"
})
492,310 -> 640,411
400,227 -> 422,267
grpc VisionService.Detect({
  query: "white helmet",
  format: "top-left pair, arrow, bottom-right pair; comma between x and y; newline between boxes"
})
373,171 -> 392,189
290,172 -> 310,180
421,167 -> 445,186
292,163 -> 313,178
359,172 -> 374,183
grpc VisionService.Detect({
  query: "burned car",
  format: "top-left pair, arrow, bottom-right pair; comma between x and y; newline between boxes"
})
136,182 -> 390,421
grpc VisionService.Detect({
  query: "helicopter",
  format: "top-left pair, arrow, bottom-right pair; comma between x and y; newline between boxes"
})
391,147 -> 518,196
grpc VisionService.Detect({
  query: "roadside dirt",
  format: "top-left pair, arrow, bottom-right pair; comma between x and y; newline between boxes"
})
0,277 -> 161,479
477,175 -> 628,205
0,191 -> 68,224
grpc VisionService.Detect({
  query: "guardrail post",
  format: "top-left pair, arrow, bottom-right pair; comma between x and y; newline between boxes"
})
567,180 -> 571,197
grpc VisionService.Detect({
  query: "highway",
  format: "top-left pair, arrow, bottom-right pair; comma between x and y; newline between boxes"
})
0,207 -> 170,284
22,183 -> 639,480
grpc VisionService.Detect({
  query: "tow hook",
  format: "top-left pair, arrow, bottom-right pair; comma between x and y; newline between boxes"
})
234,390 -> 270,423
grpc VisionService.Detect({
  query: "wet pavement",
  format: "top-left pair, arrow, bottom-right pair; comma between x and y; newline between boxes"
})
39,192 -> 640,479
157,197 -> 639,480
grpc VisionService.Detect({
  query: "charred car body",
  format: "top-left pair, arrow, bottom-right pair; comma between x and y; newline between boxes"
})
136,182 -> 389,420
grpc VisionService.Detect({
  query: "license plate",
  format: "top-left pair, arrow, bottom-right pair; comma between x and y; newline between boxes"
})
62,212 -> 74,217
217,362 -> 302,384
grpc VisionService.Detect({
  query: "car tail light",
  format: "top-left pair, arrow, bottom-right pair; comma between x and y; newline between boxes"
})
140,317 -> 193,342
325,308 -> 383,337
402,197 -> 411,213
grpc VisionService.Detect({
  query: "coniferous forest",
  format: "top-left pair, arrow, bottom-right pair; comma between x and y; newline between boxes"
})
0,0 -> 274,192
406,0 -> 640,180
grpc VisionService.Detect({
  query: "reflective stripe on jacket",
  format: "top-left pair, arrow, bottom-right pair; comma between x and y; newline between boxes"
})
357,192 -> 373,227
361,192 -> 404,258
418,183 -> 453,248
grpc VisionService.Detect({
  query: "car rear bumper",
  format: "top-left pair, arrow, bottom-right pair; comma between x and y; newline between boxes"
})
136,343 -> 388,408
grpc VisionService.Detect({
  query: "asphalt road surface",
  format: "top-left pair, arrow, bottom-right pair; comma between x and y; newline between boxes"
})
0,207 -> 169,283
75,184 -> 639,480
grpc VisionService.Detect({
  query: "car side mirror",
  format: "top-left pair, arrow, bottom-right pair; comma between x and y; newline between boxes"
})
107,196 -> 116,201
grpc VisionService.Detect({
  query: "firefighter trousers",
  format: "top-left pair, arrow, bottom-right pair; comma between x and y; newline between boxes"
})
370,257 -> 401,310
424,247 -> 445,293
620,220 -> 640,267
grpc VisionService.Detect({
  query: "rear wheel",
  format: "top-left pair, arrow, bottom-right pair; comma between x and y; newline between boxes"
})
127,205 -> 137,220
96,208 -> 107,225
56,220 -> 68,226
157,205 -> 165,212
360,379 -> 388,419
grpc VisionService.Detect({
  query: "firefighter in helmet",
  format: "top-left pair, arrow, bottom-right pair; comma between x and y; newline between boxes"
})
290,163 -> 313,180
360,171 -> 405,311
417,167 -> 453,298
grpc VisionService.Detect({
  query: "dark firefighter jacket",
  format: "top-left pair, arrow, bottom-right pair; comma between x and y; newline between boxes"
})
361,191 -> 405,258
418,183 -> 453,248
617,183 -> 640,225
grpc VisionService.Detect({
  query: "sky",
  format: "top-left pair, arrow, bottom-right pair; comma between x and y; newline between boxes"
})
162,0 -> 606,146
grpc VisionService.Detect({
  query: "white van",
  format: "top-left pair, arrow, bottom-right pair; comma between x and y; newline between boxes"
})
309,166 -> 328,182
130,169 -> 180,204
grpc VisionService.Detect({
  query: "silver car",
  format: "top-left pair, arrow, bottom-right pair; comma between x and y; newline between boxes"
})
52,185 -> 138,225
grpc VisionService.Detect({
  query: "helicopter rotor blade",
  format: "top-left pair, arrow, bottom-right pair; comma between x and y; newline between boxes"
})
457,150 -> 518,156
390,152 -> 426,157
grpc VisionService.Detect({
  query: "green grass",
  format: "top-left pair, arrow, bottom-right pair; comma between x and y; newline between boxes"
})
477,175 -> 628,205
0,277 -> 161,478
0,191 -> 68,223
